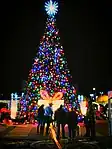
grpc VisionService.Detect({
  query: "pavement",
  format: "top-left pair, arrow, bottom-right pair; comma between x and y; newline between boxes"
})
0,121 -> 111,149
0,124 -> 7,132
0,124 -> 15,137
0,124 -> 48,140
96,120 -> 108,136
0,122 -> 105,140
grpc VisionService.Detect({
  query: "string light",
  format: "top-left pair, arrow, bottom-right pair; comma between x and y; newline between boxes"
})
20,0 -> 77,113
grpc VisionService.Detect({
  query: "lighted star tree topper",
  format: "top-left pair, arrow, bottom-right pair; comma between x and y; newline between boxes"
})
45,0 -> 58,17
21,0 -> 77,113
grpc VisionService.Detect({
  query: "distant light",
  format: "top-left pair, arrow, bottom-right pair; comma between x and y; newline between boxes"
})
90,94 -> 94,97
15,93 -> 18,100
78,95 -> 80,100
80,95 -> 84,101
11,93 -> 14,99
93,88 -> 96,90
100,92 -> 103,95
22,93 -> 24,97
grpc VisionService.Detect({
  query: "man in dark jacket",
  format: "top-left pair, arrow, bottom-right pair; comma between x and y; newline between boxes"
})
37,104 -> 45,134
84,105 -> 96,138
67,107 -> 78,139
54,105 -> 67,139
44,103 -> 53,135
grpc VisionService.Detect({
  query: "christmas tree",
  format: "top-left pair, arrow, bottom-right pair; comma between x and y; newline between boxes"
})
21,0 -> 76,113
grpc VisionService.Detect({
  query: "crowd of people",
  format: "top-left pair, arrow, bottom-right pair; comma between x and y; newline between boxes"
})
37,103 -> 96,140
37,103 -> 78,139
0,102 -> 96,140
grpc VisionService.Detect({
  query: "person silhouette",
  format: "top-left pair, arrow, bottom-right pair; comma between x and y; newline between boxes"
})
44,103 -> 53,135
54,105 -> 67,139
37,104 -> 45,134
67,107 -> 78,139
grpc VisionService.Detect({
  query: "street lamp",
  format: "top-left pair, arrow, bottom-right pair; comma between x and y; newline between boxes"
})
93,88 -> 96,91
93,88 -> 97,101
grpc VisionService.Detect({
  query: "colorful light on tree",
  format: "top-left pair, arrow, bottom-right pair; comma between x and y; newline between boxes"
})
22,0 -> 76,113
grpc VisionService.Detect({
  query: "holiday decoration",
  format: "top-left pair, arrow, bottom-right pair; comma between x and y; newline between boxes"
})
21,0 -> 76,113
10,93 -> 18,119
96,95 -> 108,104
40,90 -> 63,102
39,90 -> 64,112
80,100 -> 88,116
45,0 -> 58,16
0,108 -> 10,113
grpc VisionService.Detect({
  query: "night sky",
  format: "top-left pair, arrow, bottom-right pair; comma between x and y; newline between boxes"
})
1,0 -> 112,97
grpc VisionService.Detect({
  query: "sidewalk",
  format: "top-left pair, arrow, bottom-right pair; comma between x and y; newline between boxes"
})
2,124 -> 103,140
3,124 -> 49,140
0,124 -> 7,132
0,124 -> 111,149
4,124 -> 33,138
0,124 -> 15,138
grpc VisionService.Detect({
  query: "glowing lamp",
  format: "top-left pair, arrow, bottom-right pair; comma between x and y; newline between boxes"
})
96,95 -> 108,104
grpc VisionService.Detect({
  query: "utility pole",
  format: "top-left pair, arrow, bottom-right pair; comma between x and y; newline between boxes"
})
108,91 -> 112,136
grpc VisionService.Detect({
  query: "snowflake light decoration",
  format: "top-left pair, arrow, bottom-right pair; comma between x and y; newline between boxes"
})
45,0 -> 58,17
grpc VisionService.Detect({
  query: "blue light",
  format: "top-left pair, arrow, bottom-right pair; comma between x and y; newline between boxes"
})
45,0 -> 58,17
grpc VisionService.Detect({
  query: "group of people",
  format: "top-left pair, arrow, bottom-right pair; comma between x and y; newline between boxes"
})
37,103 -> 78,139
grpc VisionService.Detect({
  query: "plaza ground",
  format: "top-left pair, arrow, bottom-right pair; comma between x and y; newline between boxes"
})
0,120 -> 108,140
0,120 -> 112,149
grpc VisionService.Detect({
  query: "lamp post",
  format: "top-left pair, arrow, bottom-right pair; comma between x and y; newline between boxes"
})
93,88 -> 96,101
108,91 -> 112,136
88,89 -> 96,137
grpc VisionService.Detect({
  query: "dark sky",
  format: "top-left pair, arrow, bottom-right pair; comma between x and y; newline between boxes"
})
1,0 -> 112,96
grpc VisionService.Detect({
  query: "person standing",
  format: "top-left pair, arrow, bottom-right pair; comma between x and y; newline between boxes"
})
84,109 -> 91,137
84,105 -> 96,138
89,105 -> 96,138
54,105 -> 67,139
37,104 -> 45,134
67,107 -> 78,139
44,103 -> 53,135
